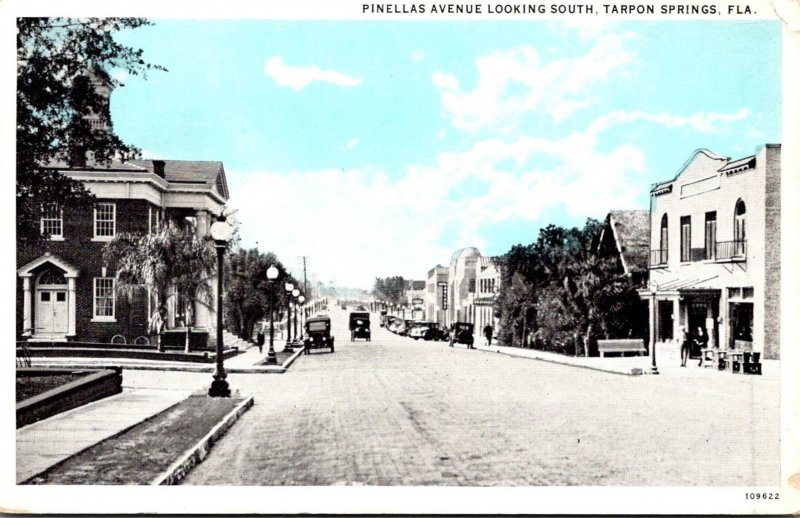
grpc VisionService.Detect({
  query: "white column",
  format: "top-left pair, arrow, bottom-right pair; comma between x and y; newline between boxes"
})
22,277 -> 32,335
672,297 -> 682,343
195,209 -> 212,330
67,277 -> 77,336
195,210 -> 211,237
648,296 -> 656,352
705,303 -> 716,349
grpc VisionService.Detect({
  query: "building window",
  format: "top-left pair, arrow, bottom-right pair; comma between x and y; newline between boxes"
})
93,277 -> 115,320
680,216 -> 691,262
659,214 -> 668,264
94,203 -> 116,239
40,204 -> 63,239
468,278 -> 476,293
704,211 -> 717,260
734,199 -> 746,256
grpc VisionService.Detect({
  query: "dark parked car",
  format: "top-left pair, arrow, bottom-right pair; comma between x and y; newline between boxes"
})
450,322 -> 475,348
303,315 -> 334,354
423,323 -> 448,341
349,312 -> 371,341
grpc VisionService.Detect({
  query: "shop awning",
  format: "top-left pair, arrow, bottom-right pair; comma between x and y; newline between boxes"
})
638,275 -> 721,298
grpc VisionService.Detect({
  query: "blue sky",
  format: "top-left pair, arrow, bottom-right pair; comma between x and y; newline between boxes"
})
110,20 -> 781,288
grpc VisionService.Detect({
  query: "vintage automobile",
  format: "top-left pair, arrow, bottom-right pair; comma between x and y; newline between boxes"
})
422,323 -> 448,341
450,322 -> 475,348
349,311 -> 371,341
303,315 -> 335,354
388,318 -> 403,334
408,322 -> 430,340
396,319 -> 416,336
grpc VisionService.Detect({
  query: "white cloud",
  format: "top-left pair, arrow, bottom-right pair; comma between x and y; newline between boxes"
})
227,114 -> 656,287
431,71 -> 459,91
432,32 -> 640,131
264,56 -> 362,91
587,108 -> 753,136
343,138 -> 360,152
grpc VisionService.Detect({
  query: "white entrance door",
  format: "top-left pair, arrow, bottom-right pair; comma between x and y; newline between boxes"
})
35,289 -> 69,336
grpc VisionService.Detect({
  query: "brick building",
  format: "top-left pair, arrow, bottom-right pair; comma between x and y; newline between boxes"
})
641,144 -> 781,361
16,159 -> 229,345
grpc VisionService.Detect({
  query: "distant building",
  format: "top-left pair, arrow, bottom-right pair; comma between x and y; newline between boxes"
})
425,265 -> 448,326
405,280 -> 427,320
447,247 -> 481,326
474,256 -> 501,335
641,144 -> 781,361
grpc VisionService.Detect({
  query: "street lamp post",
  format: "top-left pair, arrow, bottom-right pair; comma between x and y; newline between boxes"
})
649,280 -> 659,375
298,295 -> 306,339
208,216 -> 233,397
265,265 -> 279,366
284,282 -> 294,349
292,288 -> 300,341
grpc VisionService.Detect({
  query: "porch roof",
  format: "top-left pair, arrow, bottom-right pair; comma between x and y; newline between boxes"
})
639,275 -> 721,297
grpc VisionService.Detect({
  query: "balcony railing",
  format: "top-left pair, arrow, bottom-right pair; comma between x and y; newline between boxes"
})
715,240 -> 747,262
649,249 -> 668,268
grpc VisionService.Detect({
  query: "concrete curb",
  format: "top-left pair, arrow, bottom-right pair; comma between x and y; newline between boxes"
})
151,395 -> 255,485
281,347 -> 305,369
472,344 -> 643,376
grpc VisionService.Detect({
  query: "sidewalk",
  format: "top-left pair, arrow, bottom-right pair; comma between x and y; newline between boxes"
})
17,387 -> 191,483
460,341 -> 779,379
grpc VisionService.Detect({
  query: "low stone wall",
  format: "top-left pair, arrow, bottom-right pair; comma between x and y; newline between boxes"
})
23,347 -> 240,363
17,368 -> 123,428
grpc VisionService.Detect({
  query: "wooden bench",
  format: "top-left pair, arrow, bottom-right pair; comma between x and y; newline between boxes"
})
597,339 -> 647,357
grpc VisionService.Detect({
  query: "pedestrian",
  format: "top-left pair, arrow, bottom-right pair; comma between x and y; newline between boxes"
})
680,326 -> 691,367
694,326 -> 708,366
483,323 -> 493,346
449,325 -> 455,348
256,323 -> 265,353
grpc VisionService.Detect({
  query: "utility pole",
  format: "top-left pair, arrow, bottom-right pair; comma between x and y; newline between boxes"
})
298,256 -> 309,297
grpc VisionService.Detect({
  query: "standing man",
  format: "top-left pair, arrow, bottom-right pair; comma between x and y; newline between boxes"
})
679,326 -> 691,367
257,322 -> 265,353
483,323 -> 493,346
694,326 -> 709,366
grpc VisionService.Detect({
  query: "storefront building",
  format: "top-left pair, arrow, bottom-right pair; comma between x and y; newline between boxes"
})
446,247 -> 481,327
474,256 -> 501,337
642,144 -> 781,360
425,265 -> 449,326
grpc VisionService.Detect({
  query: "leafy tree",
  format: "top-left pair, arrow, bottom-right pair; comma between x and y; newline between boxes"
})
103,221 -> 216,352
17,18 -> 164,243
496,219 -> 646,356
224,248 -> 299,341
372,276 -> 406,305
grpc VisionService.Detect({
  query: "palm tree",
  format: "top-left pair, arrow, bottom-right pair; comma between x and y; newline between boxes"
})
103,220 -> 216,352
